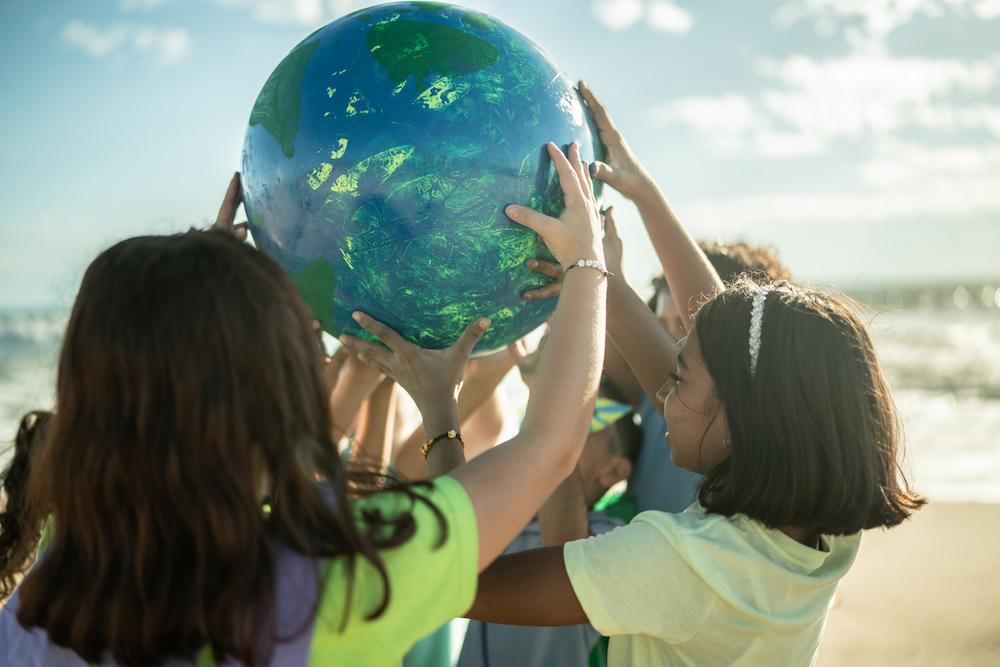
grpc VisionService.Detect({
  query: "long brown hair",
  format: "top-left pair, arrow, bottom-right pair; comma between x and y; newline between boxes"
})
693,278 -> 925,535
10,230 -> 442,666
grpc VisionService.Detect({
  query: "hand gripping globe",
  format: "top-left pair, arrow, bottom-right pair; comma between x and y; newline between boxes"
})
242,1 -> 602,352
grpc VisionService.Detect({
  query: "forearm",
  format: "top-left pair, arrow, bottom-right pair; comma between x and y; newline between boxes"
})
633,186 -> 724,329
417,400 -> 466,477
353,378 -> 396,471
521,269 -> 606,446
466,547 -> 588,626
451,269 -> 606,569
458,359 -> 515,419
393,387 -> 503,480
329,369 -> 382,437
538,467 -> 591,545
602,335 -> 643,406
607,276 -> 677,403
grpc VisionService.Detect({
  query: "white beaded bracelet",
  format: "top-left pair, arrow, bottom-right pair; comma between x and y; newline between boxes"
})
564,258 -> 614,278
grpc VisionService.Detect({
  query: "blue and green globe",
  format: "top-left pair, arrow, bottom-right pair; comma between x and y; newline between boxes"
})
242,1 -> 601,351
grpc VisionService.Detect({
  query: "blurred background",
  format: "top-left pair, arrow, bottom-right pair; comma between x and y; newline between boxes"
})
0,1 -> 998,663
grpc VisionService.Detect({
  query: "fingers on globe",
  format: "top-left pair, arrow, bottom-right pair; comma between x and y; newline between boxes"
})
456,318 -> 492,355
351,312 -> 406,352
526,259 -> 563,280
215,172 -> 242,229
546,142 -> 585,207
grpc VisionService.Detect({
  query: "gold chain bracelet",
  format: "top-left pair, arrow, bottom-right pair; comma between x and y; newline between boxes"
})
420,429 -> 464,459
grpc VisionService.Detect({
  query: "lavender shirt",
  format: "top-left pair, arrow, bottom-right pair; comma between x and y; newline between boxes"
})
1,543 -> 323,667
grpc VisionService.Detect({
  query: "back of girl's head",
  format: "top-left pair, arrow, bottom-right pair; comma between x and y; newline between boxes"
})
693,277 -> 924,535
14,230 -> 415,666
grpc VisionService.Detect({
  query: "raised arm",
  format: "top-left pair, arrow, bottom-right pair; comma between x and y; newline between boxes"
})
393,345 -> 519,480
352,376 -> 397,472
341,142 -> 606,570
602,210 -> 679,403
522,209 -> 678,405
579,81 -> 723,330
537,468 -> 591,546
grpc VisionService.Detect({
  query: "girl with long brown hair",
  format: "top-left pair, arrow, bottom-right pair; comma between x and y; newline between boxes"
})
0,142 -> 607,666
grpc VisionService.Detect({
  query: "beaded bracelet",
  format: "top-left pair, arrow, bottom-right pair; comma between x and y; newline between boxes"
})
564,258 -> 614,278
420,429 -> 464,459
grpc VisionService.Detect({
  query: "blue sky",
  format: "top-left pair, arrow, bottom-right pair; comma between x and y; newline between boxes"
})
1,0 -> 999,308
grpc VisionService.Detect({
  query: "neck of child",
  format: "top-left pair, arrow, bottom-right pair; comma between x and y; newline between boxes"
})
780,525 -> 819,549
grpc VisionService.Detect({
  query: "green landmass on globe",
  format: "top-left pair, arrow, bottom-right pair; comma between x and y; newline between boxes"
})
242,1 -> 602,352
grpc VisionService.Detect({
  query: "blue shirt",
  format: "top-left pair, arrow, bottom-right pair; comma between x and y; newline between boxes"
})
456,511 -> 623,667
628,395 -> 701,514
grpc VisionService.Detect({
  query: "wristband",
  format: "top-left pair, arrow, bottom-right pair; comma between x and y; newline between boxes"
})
420,429 -> 464,458
564,258 -> 614,278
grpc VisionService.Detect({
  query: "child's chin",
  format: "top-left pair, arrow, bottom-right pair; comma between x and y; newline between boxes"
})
668,446 -> 690,471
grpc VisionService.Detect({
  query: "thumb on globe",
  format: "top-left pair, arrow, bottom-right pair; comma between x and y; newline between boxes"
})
589,161 -> 616,184
454,318 -> 492,357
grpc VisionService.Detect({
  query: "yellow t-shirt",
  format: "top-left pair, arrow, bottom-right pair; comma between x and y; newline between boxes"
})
563,505 -> 861,666
309,475 -> 479,666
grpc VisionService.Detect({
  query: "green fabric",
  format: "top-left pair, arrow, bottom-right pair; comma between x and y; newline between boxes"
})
593,490 -> 637,523
588,636 -> 609,667
308,475 -> 478,667
565,505 -> 861,666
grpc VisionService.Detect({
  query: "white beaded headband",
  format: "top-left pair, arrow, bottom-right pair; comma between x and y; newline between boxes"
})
748,285 -> 773,377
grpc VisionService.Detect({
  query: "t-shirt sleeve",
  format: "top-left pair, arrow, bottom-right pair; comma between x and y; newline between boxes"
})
312,475 -> 478,658
563,511 -> 716,643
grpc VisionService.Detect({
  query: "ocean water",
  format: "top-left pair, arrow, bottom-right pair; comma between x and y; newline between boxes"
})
1,283 -> 998,502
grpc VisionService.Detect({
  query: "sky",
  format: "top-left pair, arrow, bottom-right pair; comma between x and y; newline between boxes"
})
1,0 -> 999,308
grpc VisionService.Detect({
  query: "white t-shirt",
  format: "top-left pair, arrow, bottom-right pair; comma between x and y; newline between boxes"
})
564,505 -> 861,666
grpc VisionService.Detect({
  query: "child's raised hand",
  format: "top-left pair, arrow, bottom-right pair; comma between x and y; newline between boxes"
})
504,142 -> 603,269
522,258 -> 564,301
579,81 -> 655,201
339,312 -> 491,411
602,206 -> 624,277
213,172 -> 249,242
522,207 -> 618,302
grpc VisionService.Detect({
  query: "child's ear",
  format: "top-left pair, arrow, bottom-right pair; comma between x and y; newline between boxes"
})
598,455 -> 633,490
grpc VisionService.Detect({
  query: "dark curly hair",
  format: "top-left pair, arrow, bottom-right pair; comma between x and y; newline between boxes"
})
649,240 -> 792,310
0,410 -> 52,599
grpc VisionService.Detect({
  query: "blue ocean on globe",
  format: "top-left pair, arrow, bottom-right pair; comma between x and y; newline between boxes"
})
242,1 -> 601,351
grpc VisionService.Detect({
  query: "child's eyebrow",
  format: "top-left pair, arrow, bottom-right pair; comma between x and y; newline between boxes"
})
677,350 -> 688,370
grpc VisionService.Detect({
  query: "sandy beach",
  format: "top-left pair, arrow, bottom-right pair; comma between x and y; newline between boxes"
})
819,502 -> 1000,666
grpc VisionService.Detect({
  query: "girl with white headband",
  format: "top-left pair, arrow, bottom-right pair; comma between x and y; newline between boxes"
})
466,82 -> 926,666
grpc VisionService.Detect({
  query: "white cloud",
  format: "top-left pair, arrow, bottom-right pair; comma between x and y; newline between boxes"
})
972,0 -> 1000,18
132,26 -> 193,65
649,51 -> 1000,158
647,0 -> 694,33
858,139 -> 1000,187
757,52 -> 1000,140
776,0 -> 1000,49
650,3 -> 1000,225
62,21 -> 129,57
592,0 -> 644,30
591,0 -> 693,33
217,0 -> 495,26
683,172 -> 1000,229
61,20 -> 192,65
